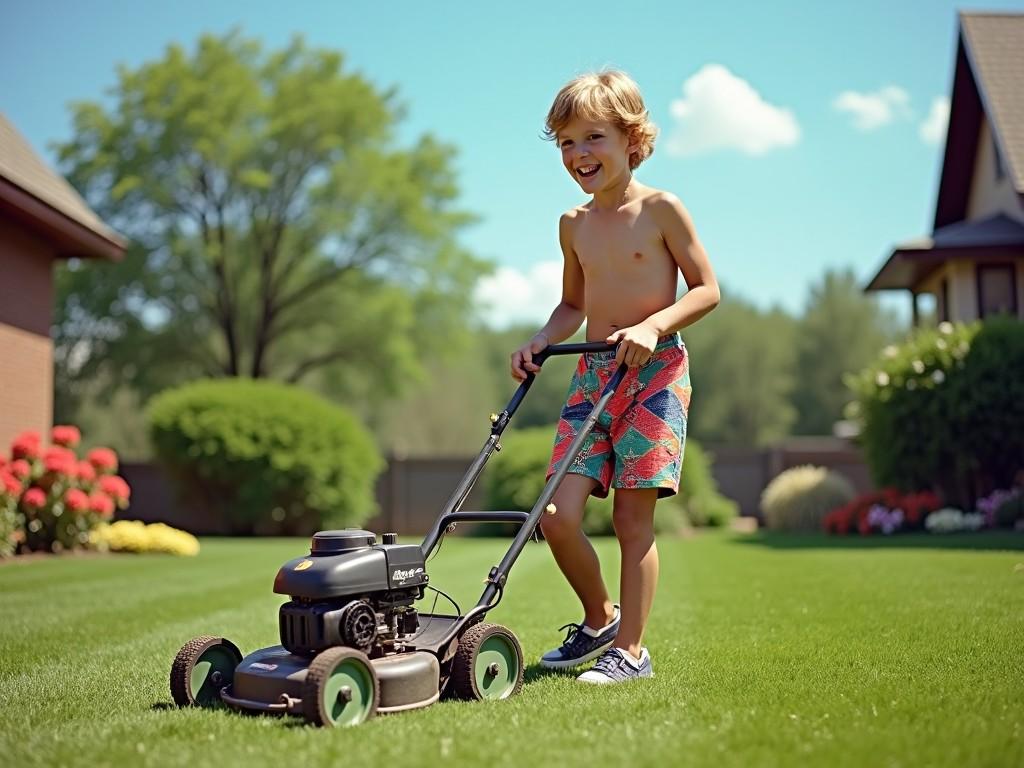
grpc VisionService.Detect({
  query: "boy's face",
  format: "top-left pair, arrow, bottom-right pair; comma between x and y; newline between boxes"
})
556,117 -> 635,193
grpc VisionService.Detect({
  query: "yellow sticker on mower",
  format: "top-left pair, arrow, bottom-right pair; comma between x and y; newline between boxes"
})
294,559 -> 313,571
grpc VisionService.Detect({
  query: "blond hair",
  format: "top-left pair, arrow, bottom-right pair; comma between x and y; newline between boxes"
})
544,70 -> 657,170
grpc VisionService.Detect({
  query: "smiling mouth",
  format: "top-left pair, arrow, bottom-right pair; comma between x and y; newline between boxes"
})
577,164 -> 601,179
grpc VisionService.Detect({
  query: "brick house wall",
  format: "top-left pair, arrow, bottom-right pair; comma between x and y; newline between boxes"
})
0,212 -> 54,449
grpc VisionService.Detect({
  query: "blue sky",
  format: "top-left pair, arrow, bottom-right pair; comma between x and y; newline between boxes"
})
4,0 -> 1023,327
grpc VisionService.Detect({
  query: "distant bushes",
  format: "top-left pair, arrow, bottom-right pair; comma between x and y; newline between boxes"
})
485,426 -> 736,535
147,379 -> 382,535
847,318 -> 1024,506
92,520 -> 200,556
760,465 -> 855,532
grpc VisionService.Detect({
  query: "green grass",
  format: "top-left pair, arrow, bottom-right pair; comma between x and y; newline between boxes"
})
1,532 -> 1023,767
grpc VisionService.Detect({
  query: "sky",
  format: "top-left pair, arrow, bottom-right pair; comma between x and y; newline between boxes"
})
3,0 -> 1023,328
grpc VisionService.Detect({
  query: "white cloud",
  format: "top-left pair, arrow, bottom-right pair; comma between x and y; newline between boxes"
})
666,64 -> 801,157
919,96 -> 950,145
474,260 -> 562,328
833,85 -> 912,131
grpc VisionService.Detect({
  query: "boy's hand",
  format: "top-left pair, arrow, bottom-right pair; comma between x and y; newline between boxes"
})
607,323 -> 659,367
510,333 -> 550,380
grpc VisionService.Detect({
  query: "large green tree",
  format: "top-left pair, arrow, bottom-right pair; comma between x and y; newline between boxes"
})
53,32 -> 486,423
791,268 -> 902,435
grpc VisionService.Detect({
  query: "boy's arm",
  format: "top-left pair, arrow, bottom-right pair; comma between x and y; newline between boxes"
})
607,193 -> 720,366
510,212 -> 586,380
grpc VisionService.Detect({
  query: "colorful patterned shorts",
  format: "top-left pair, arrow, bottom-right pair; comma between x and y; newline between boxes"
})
546,334 -> 692,498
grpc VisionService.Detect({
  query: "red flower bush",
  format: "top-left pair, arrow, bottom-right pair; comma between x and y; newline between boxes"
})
87,448 -> 119,475
22,487 -> 47,509
823,487 -> 944,535
51,425 -> 81,448
3,426 -> 130,555
88,492 -> 115,518
11,431 -> 41,461
64,488 -> 89,513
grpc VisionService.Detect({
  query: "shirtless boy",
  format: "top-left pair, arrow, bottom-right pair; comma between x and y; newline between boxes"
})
510,70 -> 720,684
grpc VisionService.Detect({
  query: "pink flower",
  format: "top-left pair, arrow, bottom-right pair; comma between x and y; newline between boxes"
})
43,446 -> 77,477
87,448 -> 118,475
9,459 -> 31,480
64,488 -> 89,513
11,431 -> 41,461
88,492 -> 115,519
51,425 -> 82,448
98,475 -> 130,506
22,487 -> 47,509
76,461 -> 97,483
1,471 -> 21,497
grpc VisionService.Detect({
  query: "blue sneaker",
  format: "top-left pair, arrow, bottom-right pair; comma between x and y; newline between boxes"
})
577,646 -> 654,684
539,605 -> 620,669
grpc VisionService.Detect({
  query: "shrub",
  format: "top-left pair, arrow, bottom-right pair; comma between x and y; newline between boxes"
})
760,465 -> 855,532
925,508 -> 984,534
484,425 -> 736,536
984,489 -> 1024,529
823,487 -> 942,535
0,427 -> 129,555
847,318 -> 1024,506
147,379 -> 382,535
91,520 -> 200,555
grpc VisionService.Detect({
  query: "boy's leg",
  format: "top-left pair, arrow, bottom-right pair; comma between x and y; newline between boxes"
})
539,473 -> 616,630
610,487 -> 659,659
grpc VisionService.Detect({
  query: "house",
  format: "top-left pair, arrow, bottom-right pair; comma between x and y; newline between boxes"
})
866,12 -> 1024,324
0,113 -> 125,450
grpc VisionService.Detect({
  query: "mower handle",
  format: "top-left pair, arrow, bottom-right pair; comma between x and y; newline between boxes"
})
532,340 -> 618,366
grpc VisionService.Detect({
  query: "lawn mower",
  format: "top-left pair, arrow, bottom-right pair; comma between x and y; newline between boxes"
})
170,341 -> 628,727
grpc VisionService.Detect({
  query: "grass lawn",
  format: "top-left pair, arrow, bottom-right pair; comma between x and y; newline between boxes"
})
1,531 -> 1022,767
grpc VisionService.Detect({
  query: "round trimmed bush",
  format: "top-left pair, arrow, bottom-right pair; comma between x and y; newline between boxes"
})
147,379 -> 382,535
760,465 -> 856,532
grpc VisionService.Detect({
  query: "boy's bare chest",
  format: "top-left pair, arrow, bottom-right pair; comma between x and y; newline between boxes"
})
572,211 -> 668,273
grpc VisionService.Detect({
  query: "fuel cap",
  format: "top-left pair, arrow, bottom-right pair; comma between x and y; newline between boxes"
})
382,532 -> 398,545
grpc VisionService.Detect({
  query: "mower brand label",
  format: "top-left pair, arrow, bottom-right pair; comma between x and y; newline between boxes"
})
249,663 -> 279,671
294,560 -> 313,571
392,567 -> 424,582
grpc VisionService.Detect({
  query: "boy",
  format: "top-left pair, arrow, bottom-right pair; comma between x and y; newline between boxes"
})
510,70 -> 720,684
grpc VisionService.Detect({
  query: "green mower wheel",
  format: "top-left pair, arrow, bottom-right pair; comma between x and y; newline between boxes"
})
170,635 -> 243,708
302,647 -> 379,727
449,622 -> 524,701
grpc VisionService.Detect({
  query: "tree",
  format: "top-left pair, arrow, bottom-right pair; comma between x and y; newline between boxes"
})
791,268 -> 902,435
682,290 -> 798,446
53,31 -> 487,421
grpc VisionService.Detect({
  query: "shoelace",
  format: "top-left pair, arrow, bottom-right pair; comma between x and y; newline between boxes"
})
558,622 -> 586,651
593,650 -> 628,677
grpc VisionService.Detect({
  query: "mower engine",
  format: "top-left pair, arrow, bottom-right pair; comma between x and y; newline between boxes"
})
273,530 -> 429,657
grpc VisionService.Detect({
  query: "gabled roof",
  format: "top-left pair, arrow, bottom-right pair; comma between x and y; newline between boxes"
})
0,113 -> 125,260
934,12 -> 1024,228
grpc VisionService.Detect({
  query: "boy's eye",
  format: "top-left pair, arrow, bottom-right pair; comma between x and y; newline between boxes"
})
588,134 -> 603,140
560,140 -> 573,148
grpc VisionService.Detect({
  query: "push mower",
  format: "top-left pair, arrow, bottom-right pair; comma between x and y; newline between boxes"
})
170,341 -> 628,726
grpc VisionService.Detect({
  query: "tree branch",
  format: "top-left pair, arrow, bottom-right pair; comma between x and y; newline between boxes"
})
285,347 -> 351,384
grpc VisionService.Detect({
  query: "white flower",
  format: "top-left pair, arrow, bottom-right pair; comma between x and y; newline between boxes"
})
939,321 -> 953,334
935,338 -> 947,350
932,370 -> 945,384
876,372 -> 890,386
883,345 -> 899,359
912,360 -> 925,374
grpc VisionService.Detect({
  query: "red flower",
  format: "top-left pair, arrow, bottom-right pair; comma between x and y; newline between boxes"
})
43,446 -> 77,477
22,487 -> 47,509
1,471 -> 21,497
88,492 -> 115,518
9,459 -> 31,480
64,488 -> 89,513
99,475 -> 130,506
11,431 -> 41,461
51,425 -> 81,448
87,448 -> 119,474
76,461 -> 97,483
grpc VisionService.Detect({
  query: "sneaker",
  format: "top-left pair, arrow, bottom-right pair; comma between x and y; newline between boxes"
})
576,646 -> 653,684
539,605 -> 620,669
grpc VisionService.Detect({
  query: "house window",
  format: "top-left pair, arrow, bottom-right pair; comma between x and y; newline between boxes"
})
976,264 -> 1017,318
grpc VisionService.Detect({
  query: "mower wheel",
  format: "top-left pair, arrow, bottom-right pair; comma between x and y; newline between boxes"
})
449,622 -> 524,701
302,646 -> 379,727
170,635 -> 243,708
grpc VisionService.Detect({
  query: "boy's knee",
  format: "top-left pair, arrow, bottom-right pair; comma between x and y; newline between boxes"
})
612,505 -> 655,543
540,512 -> 578,542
